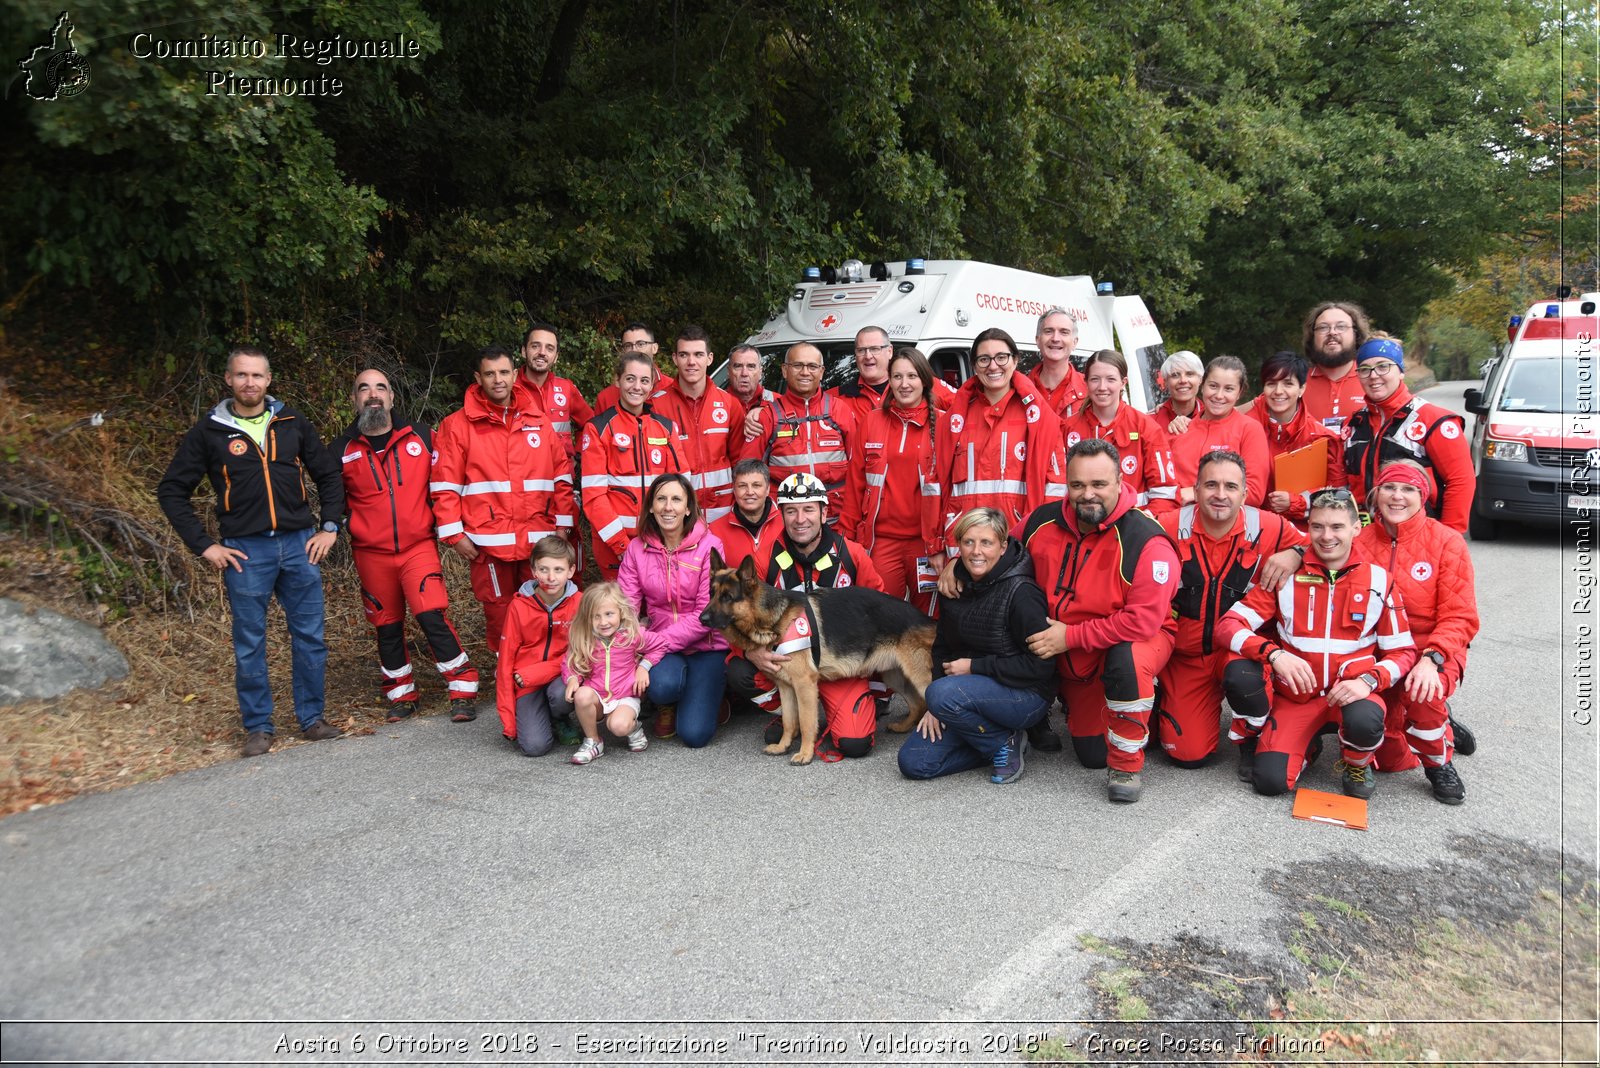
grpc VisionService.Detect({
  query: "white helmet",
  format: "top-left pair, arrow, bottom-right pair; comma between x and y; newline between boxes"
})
776,472 -> 828,507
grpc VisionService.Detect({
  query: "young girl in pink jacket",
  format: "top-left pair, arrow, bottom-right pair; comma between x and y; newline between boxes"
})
562,582 -> 667,764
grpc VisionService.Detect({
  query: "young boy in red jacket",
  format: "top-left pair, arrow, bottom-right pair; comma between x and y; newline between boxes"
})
496,536 -> 583,755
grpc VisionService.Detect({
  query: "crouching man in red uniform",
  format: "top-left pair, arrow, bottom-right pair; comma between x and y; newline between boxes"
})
727,473 -> 886,760
1215,490 -> 1417,799
1155,449 -> 1305,769
1015,439 -> 1181,802
334,369 -> 480,721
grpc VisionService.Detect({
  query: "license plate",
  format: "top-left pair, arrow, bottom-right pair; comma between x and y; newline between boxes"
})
1569,494 -> 1597,510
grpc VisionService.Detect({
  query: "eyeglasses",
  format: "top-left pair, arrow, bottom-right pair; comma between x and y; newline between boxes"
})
1310,488 -> 1356,507
785,362 -> 822,373
855,344 -> 892,357
620,340 -> 657,351
1313,324 -> 1351,336
1355,361 -> 1399,378
974,353 -> 1014,368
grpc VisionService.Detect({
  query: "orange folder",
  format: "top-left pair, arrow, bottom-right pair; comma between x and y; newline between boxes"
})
1292,787 -> 1369,831
1273,437 -> 1331,496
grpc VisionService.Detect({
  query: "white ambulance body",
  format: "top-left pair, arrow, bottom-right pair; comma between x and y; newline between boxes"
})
717,258 -> 1169,412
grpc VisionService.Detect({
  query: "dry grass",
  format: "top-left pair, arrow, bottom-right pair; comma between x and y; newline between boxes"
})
0,382 -> 496,818
1264,886 -> 1599,1065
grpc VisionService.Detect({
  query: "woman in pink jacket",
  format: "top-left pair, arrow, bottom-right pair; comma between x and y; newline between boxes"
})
619,473 -> 729,747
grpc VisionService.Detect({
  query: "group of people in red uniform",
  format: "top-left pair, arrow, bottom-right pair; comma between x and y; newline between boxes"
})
313,298 -> 1479,808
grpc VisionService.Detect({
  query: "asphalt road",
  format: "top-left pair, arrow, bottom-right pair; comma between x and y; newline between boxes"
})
2,382 -> 1594,1064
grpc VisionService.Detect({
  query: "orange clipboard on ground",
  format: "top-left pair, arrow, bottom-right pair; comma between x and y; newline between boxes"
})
1291,787 -> 1369,831
1273,438 -> 1331,497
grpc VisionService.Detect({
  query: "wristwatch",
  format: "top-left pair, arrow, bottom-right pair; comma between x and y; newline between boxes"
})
321,521 -> 340,535
1424,650 -> 1447,670
1357,672 -> 1380,691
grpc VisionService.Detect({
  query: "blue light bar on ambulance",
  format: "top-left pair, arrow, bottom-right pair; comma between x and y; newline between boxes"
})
906,258 -> 925,275
1096,281 -> 1115,295
1546,304 -> 1560,317
802,266 -> 821,283
1509,314 -> 1523,329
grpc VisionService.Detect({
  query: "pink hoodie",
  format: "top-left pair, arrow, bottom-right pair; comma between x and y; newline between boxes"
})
561,627 -> 668,703
618,520 -> 728,655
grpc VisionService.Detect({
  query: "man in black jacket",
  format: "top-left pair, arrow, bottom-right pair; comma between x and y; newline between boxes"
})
158,346 -> 345,757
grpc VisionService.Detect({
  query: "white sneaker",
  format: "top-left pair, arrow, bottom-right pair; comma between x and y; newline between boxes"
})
627,726 -> 649,752
571,737 -> 603,765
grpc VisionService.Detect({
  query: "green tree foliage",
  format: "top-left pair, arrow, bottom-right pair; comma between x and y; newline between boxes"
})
0,0 -> 1581,389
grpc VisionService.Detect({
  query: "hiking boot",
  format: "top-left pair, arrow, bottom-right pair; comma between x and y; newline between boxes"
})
1235,738 -> 1258,783
386,703 -> 415,723
652,705 -> 677,739
450,702 -> 479,723
1339,759 -> 1377,800
242,731 -> 272,758
302,720 -> 342,742
627,726 -> 649,753
1448,710 -> 1477,757
991,731 -> 1027,785
1425,762 -> 1466,805
763,715 -> 785,745
1027,718 -> 1064,753
1303,731 -> 1324,768
553,717 -> 581,747
571,737 -> 603,765
1107,769 -> 1143,803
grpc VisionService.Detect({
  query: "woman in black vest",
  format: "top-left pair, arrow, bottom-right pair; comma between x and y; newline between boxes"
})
897,507 -> 1057,784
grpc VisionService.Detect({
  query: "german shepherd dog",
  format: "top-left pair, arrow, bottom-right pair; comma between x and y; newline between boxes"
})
700,549 -> 937,764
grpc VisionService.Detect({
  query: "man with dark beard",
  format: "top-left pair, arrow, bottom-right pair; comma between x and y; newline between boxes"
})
334,369 -> 480,722
1015,439 -> 1180,802
1299,301 -> 1372,432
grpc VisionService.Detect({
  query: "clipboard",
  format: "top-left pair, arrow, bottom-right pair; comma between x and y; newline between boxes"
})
1291,787 -> 1369,831
1273,438 -> 1331,496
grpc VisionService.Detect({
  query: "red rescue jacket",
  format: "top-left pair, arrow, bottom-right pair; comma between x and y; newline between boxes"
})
1342,385 -> 1474,533
1352,509 -> 1479,667
1025,362 -> 1089,420
519,371 -> 594,459
764,529 -> 884,593
580,406 -> 687,558
1302,363 -> 1367,432
333,419 -> 437,554
740,389 -> 854,518
1015,481 -> 1180,681
1246,401 -> 1347,523
1170,408 -> 1272,507
1217,555 -> 1417,698
495,579 -> 581,737
652,380 -> 745,524
431,383 -> 576,560
1061,403 -> 1178,514
1159,504 -> 1306,656
841,402 -> 944,556
937,376 -> 1067,542
710,501 -> 784,571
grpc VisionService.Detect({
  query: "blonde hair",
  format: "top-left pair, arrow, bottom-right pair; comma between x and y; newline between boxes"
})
565,582 -> 643,678
951,507 -> 1008,545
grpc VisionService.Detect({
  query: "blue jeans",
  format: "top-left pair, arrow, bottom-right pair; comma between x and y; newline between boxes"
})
221,529 -> 328,734
646,650 -> 727,748
897,674 -> 1049,780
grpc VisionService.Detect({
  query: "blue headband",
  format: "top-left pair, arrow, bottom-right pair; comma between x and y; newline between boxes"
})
1356,338 -> 1404,369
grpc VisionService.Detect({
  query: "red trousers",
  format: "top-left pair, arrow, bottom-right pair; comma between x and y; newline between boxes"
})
868,535 -> 933,614
1375,658 -> 1460,772
1254,692 -> 1386,791
1154,648 -> 1228,764
1058,632 -> 1174,773
748,669 -> 877,746
469,554 -> 532,652
354,542 -> 478,703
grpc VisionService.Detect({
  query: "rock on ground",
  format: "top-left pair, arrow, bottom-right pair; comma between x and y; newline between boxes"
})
0,597 -> 128,706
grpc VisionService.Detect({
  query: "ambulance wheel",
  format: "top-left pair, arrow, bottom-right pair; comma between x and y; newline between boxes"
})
1468,506 -> 1498,542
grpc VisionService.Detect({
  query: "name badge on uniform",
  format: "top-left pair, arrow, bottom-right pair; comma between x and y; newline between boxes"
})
915,556 -> 939,593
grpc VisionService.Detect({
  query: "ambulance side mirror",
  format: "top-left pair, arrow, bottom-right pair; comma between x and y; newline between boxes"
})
1464,388 -> 1486,416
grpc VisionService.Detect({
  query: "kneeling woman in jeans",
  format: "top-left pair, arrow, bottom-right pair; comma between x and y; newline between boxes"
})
898,507 -> 1057,784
